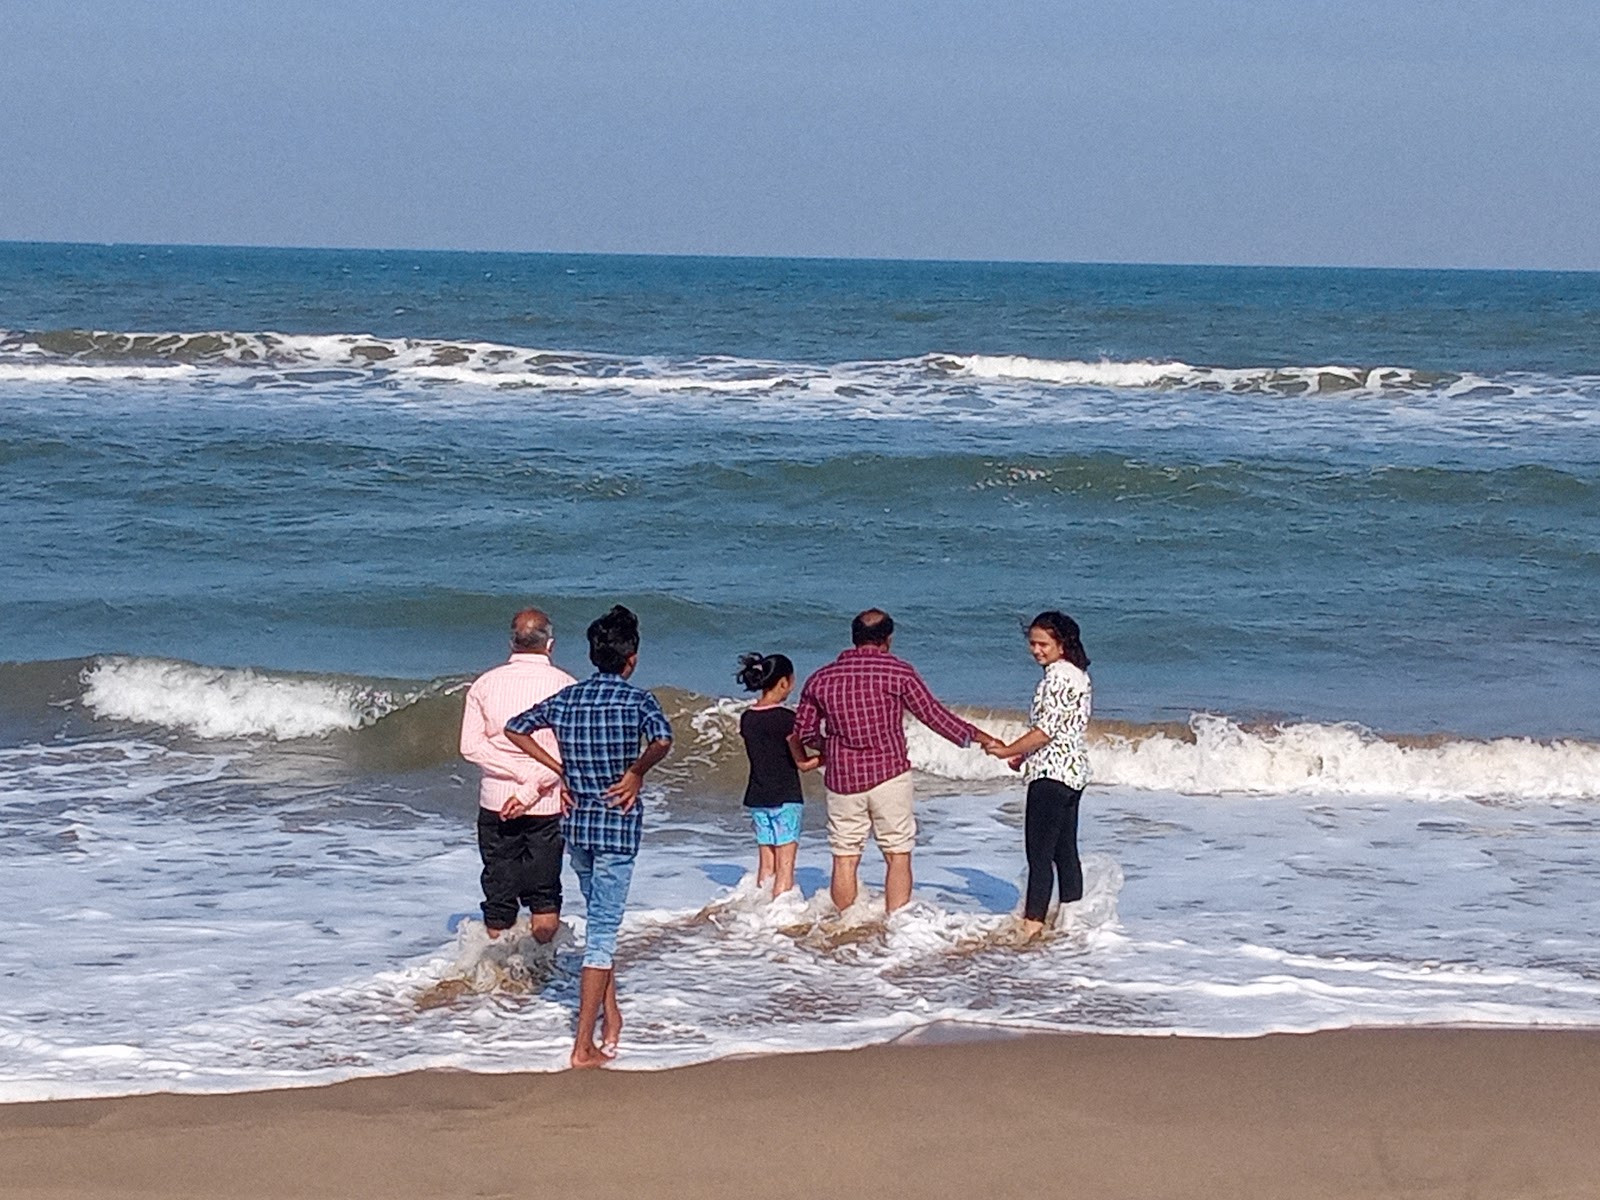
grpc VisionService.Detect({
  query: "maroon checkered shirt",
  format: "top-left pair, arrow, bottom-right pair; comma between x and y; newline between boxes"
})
793,645 -> 977,794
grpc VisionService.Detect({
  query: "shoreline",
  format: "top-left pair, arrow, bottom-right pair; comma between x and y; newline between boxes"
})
6,1027 -> 1600,1199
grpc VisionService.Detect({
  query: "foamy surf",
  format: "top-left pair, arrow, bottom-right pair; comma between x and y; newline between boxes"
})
942,353 -> 1503,398
79,656 -> 430,740
9,768 -> 1600,1103
908,712 -> 1600,803
2,328 -> 1585,405
56,657 -> 1600,803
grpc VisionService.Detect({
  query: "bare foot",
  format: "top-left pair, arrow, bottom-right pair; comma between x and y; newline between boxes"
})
570,1041 -> 610,1070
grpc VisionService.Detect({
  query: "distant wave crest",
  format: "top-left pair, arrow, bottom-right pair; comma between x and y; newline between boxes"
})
939,353 -> 1490,397
0,327 -> 1578,404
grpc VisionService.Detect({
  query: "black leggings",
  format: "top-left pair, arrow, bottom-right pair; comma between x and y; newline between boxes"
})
1023,778 -> 1084,921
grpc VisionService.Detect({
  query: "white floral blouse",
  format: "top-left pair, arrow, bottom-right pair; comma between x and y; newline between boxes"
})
1021,660 -> 1092,789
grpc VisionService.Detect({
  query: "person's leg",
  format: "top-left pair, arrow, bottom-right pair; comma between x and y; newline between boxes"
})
572,849 -> 635,1065
825,788 -> 870,913
751,808 -> 777,888
1023,780 -> 1067,927
522,815 -> 564,944
770,803 -> 801,895
477,809 -> 521,936
1054,785 -> 1084,904
869,773 -> 918,914
602,971 -> 622,1056
883,851 -> 913,912
774,842 -> 799,895
566,846 -> 604,1067
831,854 -> 862,912
572,967 -> 610,1069
757,844 -> 776,888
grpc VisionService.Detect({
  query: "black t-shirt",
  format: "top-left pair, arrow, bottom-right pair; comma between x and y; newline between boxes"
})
739,705 -> 804,808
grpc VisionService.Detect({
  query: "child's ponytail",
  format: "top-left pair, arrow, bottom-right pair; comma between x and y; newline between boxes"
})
736,652 -> 795,693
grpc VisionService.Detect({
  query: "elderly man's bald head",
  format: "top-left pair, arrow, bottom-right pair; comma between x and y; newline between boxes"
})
851,608 -> 894,647
510,608 -> 553,654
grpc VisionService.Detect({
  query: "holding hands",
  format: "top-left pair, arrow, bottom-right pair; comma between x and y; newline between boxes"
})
975,726 -> 1041,772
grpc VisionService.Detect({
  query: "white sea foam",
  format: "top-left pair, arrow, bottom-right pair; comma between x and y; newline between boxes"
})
0,361 -> 202,382
945,352 -> 1509,398
75,660 -> 1600,803
79,656 -> 420,740
1092,715 -> 1600,802
904,714 -> 1600,803
6,765 -> 1600,1102
954,354 -> 1197,389
2,328 -> 1588,408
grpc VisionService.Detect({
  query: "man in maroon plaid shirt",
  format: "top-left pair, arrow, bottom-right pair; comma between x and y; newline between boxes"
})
793,609 -> 1000,914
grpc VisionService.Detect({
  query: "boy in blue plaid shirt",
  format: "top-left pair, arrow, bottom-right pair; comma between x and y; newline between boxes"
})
504,605 -> 672,1069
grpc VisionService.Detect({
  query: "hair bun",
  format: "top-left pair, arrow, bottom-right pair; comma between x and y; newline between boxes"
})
735,651 -> 795,693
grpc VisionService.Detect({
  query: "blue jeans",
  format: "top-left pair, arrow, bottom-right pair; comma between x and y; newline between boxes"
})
568,846 -> 636,969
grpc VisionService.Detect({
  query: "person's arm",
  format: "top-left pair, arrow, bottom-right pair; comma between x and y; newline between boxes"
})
989,727 -> 1050,761
776,710 -> 821,771
603,693 -> 675,811
902,668 -> 1000,750
791,680 -> 823,756
505,728 -> 563,775
458,684 -> 494,766
989,670 -> 1089,761
786,731 -> 823,772
604,738 -> 671,811
502,699 -> 564,816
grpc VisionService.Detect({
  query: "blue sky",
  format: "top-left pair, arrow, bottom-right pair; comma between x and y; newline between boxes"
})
3,0 -> 1596,268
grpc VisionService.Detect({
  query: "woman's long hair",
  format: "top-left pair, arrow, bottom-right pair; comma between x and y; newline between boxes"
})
1029,611 -> 1089,671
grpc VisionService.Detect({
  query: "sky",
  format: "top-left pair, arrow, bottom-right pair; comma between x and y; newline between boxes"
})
2,0 -> 1597,270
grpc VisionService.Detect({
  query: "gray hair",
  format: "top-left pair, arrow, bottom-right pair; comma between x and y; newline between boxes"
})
510,608 -> 553,653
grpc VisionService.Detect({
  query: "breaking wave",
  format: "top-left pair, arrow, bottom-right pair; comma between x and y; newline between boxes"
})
78,656 -> 439,741
30,657 -> 1600,803
940,353 -> 1499,397
1,328 -> 1585,404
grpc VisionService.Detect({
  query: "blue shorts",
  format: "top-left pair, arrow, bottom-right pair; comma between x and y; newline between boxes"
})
750,803 -> 803,846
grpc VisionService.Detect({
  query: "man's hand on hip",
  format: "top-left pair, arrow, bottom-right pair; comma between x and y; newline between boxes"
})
604,769 -> 643,812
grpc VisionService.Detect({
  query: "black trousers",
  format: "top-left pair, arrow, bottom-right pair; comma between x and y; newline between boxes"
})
477,809 -> 564,929
1023,778 -> 1084,922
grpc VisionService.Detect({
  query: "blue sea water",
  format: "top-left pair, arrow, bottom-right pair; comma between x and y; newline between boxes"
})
2,242 -> 1600,1098
3,242 -> 1598,734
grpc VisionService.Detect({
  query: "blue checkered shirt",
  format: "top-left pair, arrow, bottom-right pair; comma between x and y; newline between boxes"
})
505,673 -> 673,856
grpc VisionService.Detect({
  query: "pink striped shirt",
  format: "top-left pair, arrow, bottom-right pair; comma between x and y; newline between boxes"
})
459,653 -> 577,815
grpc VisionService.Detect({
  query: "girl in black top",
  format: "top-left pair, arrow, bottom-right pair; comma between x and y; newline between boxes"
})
736,653 -> 820,896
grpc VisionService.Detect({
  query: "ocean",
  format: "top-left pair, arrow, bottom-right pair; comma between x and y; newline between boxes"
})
2,242 -> 1598,1100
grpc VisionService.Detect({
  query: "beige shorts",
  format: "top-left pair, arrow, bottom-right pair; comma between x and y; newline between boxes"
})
825,770 -> 916,856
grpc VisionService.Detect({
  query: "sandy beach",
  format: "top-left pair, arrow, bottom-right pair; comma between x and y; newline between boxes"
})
5,1027 -> 1599,1199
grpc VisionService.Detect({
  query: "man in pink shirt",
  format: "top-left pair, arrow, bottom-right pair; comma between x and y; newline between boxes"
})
459,608 -> 577,941
794,609 -> 999,914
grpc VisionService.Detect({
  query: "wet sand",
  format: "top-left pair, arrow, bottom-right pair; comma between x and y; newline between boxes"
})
4,1028 -> 1600,1199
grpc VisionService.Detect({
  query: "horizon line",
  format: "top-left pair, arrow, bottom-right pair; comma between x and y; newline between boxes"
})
4,237 -> 1597,277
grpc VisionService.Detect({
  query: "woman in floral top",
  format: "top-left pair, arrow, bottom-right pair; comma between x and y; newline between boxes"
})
986,611 -> 1092,937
